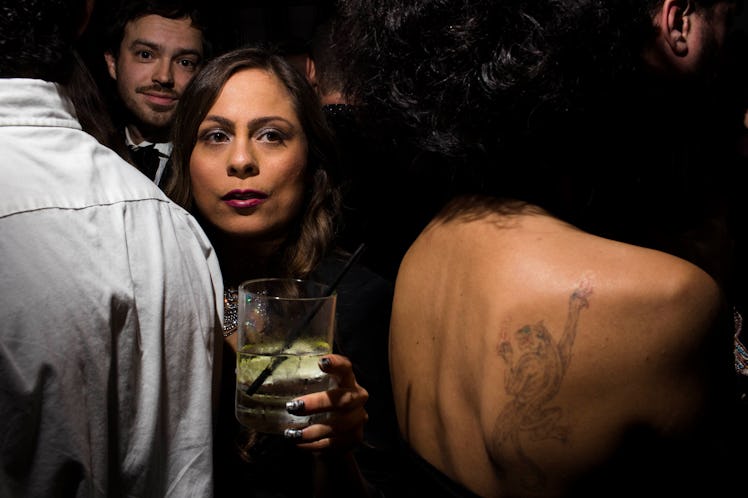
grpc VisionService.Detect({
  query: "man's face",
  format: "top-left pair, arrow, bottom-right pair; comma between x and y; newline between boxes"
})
105,14 -> 204,143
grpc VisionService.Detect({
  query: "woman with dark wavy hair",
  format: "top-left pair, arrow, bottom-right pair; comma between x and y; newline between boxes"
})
167,47 -> 340,280
165,46 -> 395,497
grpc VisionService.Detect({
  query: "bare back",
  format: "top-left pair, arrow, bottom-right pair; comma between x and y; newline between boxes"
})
390,196 -> 734,497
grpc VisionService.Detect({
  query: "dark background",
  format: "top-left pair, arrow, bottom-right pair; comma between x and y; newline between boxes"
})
79,0 -> 748,82
80,0 -> 336,57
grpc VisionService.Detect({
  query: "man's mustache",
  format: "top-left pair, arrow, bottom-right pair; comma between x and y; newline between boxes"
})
136,85 -> 179,98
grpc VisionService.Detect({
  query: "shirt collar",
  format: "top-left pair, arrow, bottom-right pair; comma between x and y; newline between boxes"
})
125,127 -> 173,157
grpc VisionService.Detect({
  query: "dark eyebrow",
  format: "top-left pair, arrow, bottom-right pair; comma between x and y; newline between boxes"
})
128,39 -> 159,51
202,115 -> 295,130
201,115 -> 234,131
248,116 -> 295,129
173,48 -> 203,59
129,39 -> 203,58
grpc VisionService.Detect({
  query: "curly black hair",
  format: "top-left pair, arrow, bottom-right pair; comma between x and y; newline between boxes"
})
332,0 -> 741,280
333,0 -> 665,161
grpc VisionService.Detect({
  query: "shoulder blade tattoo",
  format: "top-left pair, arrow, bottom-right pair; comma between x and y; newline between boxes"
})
492,279 -> 593,491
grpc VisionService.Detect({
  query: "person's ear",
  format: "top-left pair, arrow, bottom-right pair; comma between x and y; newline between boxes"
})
104,51 -> 117,80
305,56 -> 318,88
660,0 -> 692,56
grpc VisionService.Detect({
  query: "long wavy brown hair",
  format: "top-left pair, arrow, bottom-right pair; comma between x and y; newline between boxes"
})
164,46 -> 341,277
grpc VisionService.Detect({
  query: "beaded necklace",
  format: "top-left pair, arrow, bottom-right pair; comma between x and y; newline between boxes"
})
223,287 -> 238,337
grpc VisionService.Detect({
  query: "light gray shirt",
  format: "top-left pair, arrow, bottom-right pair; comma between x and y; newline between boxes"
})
0,79 -> 224,497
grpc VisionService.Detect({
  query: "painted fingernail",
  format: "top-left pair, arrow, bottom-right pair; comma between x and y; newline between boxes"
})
284,428 -> 303,440
286,399 -> 304,413
319,357 -> 332,370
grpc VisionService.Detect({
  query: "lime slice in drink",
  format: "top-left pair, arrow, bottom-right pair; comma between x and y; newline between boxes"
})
236,355 -> 273,384
288,338 -> 330,354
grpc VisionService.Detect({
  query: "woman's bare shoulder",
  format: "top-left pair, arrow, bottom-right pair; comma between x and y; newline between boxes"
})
399,205 -> 723,351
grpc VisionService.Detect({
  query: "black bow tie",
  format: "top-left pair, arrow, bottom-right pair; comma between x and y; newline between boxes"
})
128,144 -> 164,181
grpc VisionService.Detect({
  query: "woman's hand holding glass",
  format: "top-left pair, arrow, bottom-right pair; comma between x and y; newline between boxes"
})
284,353 -> 369,451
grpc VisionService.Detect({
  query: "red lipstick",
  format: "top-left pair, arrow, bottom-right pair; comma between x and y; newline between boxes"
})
222,189 -> 268,209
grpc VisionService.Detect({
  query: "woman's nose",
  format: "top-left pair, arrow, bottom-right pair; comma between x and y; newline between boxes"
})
227,140 -> 258,177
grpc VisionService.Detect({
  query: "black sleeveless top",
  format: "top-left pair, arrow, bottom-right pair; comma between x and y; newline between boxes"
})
213,253 -> 396,497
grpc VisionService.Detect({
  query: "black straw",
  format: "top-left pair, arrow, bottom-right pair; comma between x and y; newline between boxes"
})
244,243 -> 366,396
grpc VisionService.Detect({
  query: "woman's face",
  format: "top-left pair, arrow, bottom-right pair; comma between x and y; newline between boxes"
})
190,68 -> 308,243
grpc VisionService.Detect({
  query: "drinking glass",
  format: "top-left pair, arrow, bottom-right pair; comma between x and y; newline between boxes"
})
235,278 -> 336,435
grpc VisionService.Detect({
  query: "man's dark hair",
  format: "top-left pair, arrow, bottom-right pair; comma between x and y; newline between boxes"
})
105,0 -> 213,58
0,0 -> 88,81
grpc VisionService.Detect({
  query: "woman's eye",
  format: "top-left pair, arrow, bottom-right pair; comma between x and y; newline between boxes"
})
202,130 -> 230,143
257,129 -> 284,143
